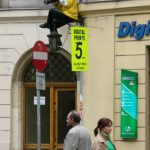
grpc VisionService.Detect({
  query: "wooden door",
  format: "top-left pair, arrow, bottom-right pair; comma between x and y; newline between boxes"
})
23,83 -> 76,150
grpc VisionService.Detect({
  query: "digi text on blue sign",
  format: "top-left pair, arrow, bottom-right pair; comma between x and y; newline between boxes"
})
117,21 -> 150,40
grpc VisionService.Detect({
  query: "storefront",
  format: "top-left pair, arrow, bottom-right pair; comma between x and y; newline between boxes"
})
0,0 -> 150,150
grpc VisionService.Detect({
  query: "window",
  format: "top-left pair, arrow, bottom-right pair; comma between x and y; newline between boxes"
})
23,51 -> 77,150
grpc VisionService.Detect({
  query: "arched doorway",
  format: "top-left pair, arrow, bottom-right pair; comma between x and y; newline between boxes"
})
12,49 -> 77,150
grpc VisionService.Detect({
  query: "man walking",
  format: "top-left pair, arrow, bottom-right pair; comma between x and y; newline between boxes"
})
64,110 -> 91,150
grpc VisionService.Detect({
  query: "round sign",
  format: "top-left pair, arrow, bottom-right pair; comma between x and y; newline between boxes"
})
32,41 -> 48,72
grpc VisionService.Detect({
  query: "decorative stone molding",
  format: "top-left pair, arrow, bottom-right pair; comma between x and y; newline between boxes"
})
0,0 -> 9,7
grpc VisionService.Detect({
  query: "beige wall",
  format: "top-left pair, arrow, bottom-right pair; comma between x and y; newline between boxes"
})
0,10 -> 72,150
1,0 -> 150,150
79,1 -> 150,150
83,15 -> 115,139
114,13 -> 150,150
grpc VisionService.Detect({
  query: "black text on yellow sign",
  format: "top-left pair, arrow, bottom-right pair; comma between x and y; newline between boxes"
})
71,26 -> 88,71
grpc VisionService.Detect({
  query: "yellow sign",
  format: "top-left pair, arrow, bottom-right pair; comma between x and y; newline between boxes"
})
71,26 -> 88,71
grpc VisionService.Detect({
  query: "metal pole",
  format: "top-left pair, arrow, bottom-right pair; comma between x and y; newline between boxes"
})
37,82 -> 41,150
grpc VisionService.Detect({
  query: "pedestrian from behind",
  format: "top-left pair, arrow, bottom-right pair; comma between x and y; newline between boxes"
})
91,118 -> 116,150
64,110 -> 91,150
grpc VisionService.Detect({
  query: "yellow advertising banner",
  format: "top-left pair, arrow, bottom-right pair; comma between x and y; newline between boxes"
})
71,26 -> 88,71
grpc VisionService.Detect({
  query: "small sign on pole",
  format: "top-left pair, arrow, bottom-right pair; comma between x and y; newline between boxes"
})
71,26 -> 88,71
33,41 -> 48,72
34,96 -> 45,105
36,72 -> 46,90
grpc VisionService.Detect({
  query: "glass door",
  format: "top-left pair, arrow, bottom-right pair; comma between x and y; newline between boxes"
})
54,88 -> 76,150
24,86 -> 50,150
23,84 -> 76,150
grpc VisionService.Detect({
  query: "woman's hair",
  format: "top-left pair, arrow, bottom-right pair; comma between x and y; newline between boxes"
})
94,118 -> 112,136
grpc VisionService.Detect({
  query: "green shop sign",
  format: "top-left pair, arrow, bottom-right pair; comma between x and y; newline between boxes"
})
121,69 -> 138,139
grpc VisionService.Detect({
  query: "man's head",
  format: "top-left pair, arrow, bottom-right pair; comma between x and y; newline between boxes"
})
66,110 -> 81,127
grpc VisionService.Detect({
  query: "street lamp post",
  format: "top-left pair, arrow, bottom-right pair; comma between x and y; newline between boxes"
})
47,31 -> 62,51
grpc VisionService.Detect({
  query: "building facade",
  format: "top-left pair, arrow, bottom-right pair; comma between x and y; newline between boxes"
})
0,0 -> 150,150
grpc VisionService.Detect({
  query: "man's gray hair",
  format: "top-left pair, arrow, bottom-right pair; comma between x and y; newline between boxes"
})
69,110 -> 81,123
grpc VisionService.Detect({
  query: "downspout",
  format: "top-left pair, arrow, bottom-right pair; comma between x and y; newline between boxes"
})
77,72 -> 84,124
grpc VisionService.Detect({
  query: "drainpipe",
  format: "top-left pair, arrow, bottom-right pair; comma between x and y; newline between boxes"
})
78,72 -> 84,124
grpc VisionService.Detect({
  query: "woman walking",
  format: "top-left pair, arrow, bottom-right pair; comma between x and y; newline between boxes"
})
92,118 -> 116,150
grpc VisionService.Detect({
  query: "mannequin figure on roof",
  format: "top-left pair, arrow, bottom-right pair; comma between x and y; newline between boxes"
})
40,0 -> 79,33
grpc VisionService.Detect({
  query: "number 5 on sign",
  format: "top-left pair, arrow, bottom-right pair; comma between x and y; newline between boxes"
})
71,26 -> 88,71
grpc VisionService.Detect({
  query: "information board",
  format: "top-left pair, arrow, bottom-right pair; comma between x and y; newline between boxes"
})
121,69 -> 138,139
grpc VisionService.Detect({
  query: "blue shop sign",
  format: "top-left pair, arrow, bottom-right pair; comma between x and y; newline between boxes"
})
117,21 -> 150,40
